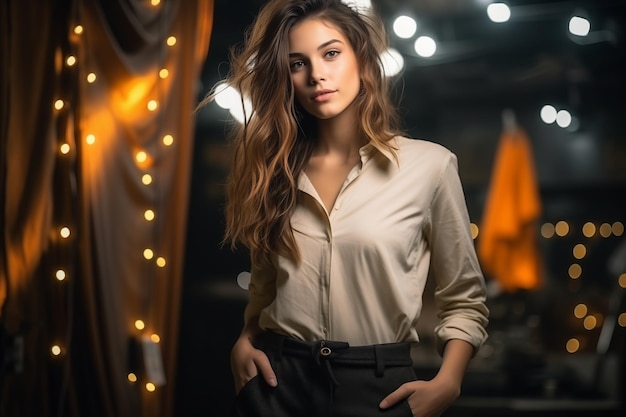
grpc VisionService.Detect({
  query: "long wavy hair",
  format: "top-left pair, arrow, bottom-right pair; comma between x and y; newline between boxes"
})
200,0 -> 404,265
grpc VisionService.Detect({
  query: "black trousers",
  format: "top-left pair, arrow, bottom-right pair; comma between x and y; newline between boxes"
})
229,331 -> 418,417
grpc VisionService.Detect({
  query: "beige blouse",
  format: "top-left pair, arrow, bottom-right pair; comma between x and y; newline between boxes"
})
244,136 -> 489,354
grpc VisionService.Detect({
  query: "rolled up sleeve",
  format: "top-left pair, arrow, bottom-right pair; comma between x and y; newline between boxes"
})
427,153 -> 489,356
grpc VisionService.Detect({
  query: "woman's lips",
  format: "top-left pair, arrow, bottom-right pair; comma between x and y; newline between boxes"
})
312,90 -> 336,102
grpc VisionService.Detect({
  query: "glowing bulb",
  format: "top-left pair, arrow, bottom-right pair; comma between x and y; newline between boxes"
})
150,334 -> 161,343
142,174 -> 152,185
54,100 -> 65,110
166,36 -> 177,46
156,257 -> 166,268
60,227 -> 71,238
147,100 -> 158,111
487,3 -> 511,23
556,109 -> 572,128
555,221 -> 569,236
392,15 -> 417,39
162,134 -> 174,146
60,143 -> 71,154
574,303 -> 587,318
135,320 -> 145,330
87,72 -> 97,83
56,270 -> 66,281
66,56 -> 77,66
128,373 -> 138,382
540,105 -> 557,124
159,68 -> 169,79
573,244 -> 586,259
414,36 -> 436,58
151,0 -> 161,5
565,338 -> 579,353
569,16 -> 590,37
86,134 -> 96,145
144,209 -> 155,221
73,25 -> 83,35
582,222 -> 596,237
146,382 -> 156,392
568,264 -> 582,279
143,248 -> 154,260
51,345 -> 62,356
136,151 -> 148,163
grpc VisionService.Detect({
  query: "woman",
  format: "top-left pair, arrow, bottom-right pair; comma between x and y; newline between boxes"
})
201,0 -> 489,416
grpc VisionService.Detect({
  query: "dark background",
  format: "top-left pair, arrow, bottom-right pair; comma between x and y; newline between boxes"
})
176,1 -> 626,416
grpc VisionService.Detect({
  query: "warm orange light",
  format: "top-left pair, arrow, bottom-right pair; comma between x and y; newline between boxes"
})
142,174 -> 153,185
156,257 -> 166,268
128,373 -> 138,382
159,68 -> 169,79
572,244 -> 586,259
60,143 -> 71,154
162,134 -> 174,146
55,270 -> 66,281
574,303 -> 587,318
150,334 -> 161,343
86,134 -> 96,145
599,223 -> 612,237
66,55 -> 77,66
135,320 -> 145,330
582,222 -> 595,238
136,151 -> 148,164
146,382 -> 156,392
87,72 -> 97,83
555,221 -> 569,237
143,249 -> 154,260
54,99 -> 65,110
568,263 -> 582,279
166,36 -> 177,46
144,209 -> 155,221
565,338 -> 579,353
73,25 -> 83,35
147,100 -> 158,111
541,223 -> 555,238
51,345 -> 62,356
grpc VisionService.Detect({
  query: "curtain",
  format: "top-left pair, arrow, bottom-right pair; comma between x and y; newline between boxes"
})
477,125 -> 543,293
0,1 -> 214,416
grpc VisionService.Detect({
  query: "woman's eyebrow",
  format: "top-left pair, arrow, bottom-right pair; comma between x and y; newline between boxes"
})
289,39 -> 343,57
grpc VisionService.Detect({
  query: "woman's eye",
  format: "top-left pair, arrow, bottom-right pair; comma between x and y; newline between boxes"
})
326,50 -> 339,58
290,61 -> 304,70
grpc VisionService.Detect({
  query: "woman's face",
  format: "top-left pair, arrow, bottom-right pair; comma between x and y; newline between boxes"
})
288,18 -> 361,121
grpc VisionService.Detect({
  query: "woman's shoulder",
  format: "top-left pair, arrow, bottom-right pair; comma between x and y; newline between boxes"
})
393,136 -> 455,162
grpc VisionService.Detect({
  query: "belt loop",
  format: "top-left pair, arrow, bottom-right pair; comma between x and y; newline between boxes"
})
374,345 -> 385,377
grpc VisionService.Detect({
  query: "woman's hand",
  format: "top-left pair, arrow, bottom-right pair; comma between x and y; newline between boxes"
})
379,376 -> 460,417
379,339 -> 473,416
230,335 -> 278,394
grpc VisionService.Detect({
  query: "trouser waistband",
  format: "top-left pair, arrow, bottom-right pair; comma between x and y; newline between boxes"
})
255,331 -> 413,382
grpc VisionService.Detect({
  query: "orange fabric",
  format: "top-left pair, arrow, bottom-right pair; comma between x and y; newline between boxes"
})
478,127 -> 543,292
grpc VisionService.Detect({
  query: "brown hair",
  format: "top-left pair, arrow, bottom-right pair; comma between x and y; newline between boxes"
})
199,0 -> 404,265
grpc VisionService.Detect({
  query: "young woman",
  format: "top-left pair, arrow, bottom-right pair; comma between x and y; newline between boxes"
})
201,0 -> 489,416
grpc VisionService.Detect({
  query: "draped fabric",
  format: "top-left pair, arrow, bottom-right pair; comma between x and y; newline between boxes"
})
477,126 -> 543,293
0,1 -> 214,416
